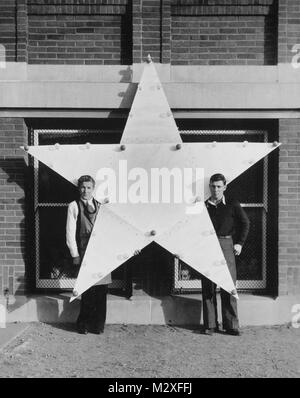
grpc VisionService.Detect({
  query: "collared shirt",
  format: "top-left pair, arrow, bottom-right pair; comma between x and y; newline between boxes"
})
81,198 -> 95,210
205,195 -> 250,246
66,198 -> 95,258
207,196 -> 226,206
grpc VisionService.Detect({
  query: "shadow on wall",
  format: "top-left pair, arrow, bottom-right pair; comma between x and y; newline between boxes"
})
113,67 -> 137,114
160,295 -> 202,328
33,293 -> 203,332
119,65 -> 132,83
35,294 -> 80,333
264,3 -> 278,65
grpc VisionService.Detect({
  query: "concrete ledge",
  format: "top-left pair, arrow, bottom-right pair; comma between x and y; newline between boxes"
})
1,64 -> 300,110
1,81 -> 300,109
1,109 -> 300,119
1,63 -> 299,83
2,293 -> 300,326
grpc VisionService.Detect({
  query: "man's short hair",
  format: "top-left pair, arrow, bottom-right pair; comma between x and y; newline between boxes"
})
77,175 -> 95,187
209,173 -> 226,185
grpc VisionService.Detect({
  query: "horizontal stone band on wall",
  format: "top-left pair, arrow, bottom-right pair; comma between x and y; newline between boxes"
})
171,6 -> 274,16
171,0 -> 275,5
28,7 -> 128,16
28,0 -> 128,3
28,2 -> 129,15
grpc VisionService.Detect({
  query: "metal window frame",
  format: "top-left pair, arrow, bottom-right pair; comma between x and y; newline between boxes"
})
33,129 -> 123,289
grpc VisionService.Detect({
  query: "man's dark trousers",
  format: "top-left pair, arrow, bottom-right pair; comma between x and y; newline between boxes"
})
77,285 -> 108,331
202,237 -> 239,330
75,200 -> 108,332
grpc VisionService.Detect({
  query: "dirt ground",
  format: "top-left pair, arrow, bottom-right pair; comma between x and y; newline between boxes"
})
0,322 -> 299,378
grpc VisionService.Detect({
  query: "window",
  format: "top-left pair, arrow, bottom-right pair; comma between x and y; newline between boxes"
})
31,128 -> 124,289
173,129 -> 275,293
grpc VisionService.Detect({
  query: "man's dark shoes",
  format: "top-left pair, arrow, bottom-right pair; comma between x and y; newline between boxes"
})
89,324 -> 104,334
77,324 -> 88,335
90,328 -> 104,335
224,328 -> 241,336
204,328 -> 215,336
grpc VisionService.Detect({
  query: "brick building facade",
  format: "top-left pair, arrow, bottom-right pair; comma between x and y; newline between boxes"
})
0,0 -> 299,306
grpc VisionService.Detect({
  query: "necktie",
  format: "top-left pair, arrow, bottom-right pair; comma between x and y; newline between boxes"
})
86,202 -> 95,213
84,201 -> 96,223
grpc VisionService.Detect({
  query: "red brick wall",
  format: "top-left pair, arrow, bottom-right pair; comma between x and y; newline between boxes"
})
278,0 -> 300,64
140,0 -> 162,63
0,0 -> 17,62
132,0 -> 171,64
0,0 -> 282,66
17,0 -> 29,63
0,118 -> 27,295
278,119 -> 300,295
0,0 -> 28,63
277,1 -> 300,295
171,1 -> 277,65
27,0 -> 132,65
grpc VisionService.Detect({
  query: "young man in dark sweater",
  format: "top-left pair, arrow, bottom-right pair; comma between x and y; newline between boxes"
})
203,173 -> 250,336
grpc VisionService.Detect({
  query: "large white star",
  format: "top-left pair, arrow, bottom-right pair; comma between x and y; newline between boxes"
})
23,57 -> 280,301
